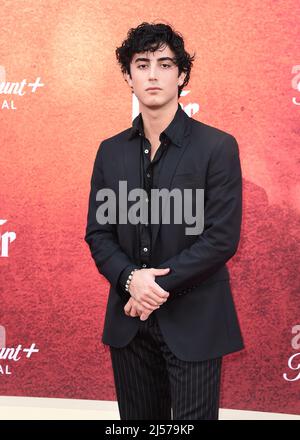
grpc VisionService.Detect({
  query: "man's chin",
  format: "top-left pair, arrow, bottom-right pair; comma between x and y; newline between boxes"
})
139,97 -> 172,111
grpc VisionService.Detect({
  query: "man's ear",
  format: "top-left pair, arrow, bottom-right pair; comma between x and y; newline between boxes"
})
124,72 -> 133,89
178,71 -> 186,87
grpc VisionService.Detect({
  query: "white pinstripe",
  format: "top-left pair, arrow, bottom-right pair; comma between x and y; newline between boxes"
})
110,314 -> 222,420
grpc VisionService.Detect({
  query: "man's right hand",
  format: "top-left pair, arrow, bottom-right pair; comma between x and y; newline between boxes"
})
129,267 -> 170,310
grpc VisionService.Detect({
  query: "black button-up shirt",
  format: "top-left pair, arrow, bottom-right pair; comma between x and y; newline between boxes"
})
118,103 -> 184,293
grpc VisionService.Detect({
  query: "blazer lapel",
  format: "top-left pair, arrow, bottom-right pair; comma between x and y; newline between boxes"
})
151,123 -> 192,250
123,135 -> 141,204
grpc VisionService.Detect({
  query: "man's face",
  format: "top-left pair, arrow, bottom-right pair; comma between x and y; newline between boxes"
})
125,44 -> 186,108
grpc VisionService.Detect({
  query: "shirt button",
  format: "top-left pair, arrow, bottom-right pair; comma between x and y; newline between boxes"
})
144,149 -> 149,154
145,198 -> 149,202
142,264 -> 147,268
143,247 -> 148,252
147,173 -> 151,178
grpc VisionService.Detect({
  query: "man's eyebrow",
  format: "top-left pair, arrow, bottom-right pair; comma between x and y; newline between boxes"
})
134,56 -> 175,63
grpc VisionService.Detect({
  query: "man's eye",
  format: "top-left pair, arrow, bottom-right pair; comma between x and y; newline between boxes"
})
137,64 -> 172,69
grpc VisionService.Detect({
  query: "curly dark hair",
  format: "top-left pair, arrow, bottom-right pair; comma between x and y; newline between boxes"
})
115,22 -> 196,99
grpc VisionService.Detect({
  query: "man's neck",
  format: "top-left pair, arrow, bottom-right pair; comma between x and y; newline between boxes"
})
139,100 -> 178,142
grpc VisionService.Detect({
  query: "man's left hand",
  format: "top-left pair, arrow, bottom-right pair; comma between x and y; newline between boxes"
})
124,297 -> 160,321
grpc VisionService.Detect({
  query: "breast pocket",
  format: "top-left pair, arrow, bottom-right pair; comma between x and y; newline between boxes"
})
170,173 -> 204,232
172,173 -> 200,188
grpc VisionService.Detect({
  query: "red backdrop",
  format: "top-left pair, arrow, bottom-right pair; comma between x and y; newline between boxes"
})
0,0 -> 299,415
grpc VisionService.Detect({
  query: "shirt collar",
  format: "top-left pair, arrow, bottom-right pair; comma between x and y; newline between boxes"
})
127,103 -> 186,147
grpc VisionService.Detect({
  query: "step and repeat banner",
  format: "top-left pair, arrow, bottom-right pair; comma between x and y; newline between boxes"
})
0,1 -> 299,416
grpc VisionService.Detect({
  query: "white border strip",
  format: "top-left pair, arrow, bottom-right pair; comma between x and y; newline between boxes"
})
0,397 -> 299,420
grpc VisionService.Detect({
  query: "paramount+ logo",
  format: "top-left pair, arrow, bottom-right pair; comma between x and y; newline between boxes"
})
0,325 -> 39,376
0,65 -> 44,110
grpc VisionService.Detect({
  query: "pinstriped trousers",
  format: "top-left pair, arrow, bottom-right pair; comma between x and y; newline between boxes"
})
109,312 -> 222,420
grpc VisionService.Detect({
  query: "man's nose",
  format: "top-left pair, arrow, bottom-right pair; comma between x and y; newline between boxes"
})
148,65 -> 158,80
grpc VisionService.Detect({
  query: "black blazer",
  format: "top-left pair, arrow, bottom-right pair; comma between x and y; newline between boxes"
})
85,105 -> 244,361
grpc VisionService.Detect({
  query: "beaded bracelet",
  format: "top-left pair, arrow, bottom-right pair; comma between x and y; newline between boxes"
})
125,268 -> 139,292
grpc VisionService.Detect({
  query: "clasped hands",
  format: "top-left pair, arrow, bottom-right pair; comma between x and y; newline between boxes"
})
124,268 -> 170,321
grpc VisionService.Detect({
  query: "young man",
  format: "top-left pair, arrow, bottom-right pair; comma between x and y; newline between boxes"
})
85,22 -> 244,420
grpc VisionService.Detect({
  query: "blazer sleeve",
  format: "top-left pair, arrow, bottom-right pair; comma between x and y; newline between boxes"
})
84,141 -> 139,296
155,134 -> 243,296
